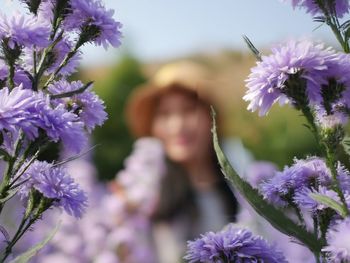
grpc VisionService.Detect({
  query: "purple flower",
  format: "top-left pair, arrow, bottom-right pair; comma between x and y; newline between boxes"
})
36,1 -> 55,24
315,105 -> 348,129
48,80 -> 107,132
322,218 -> 350,263
286,0 -> 350,18
0,60 -> 32,89
64,0 -> 122,49
260,157 -> 332,206
115,138 -> 165,215
244,39 -> 337,115
337,164 -> 350,193
185,225 -> 288,263
36,97 -> 87,153
294,186 -> 340,213
0,13 -> 49,48
19,160 -> 87,218
0,85 -> 41,140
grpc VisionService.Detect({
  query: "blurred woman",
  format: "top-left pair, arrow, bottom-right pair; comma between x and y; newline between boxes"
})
125,61 -> 239,262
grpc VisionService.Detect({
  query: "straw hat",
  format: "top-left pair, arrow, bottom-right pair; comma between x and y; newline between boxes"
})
126,60 -> 220,137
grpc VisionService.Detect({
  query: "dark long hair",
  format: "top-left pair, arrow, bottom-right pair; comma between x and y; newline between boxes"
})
151,151 -> 238,224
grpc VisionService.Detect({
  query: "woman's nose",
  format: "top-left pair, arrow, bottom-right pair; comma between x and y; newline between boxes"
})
167,113 -> 186,134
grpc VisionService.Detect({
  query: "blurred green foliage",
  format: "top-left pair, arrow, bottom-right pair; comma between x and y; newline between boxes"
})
89,55 -> 146,181
80,51 -> 348,179
227,102 -> 321,168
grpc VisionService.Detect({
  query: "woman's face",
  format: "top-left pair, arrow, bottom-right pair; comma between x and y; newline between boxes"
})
151,89 -> 212,164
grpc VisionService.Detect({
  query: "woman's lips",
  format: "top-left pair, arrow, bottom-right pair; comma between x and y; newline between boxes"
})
172,136 -> 193,146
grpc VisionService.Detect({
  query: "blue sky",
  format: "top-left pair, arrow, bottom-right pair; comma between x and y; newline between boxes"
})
3,0 -> 338,65
83,0 -> 336,65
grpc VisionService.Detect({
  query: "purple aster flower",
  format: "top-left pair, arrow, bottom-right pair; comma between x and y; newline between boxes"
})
36,1 -> 55,25
260,157 -> 332,206
244,39 -> 337,115
0,60 -> 32,89
286,0 -> 350,18
322,218 -> 350,263
0,85 -> 41,140
337,164 -> 350,193
48,80 -> 107,132
294,186 -> 340,213
0,13 -> 50,48
19,160 -> 87,218
64,0 -> 122,49
185,225 -> 288,263
314,105 -> 348,129
336,54 -> 350,108
36,96 -> 87,153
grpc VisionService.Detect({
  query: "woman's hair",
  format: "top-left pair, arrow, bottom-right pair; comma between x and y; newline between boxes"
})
151,158 -> 196,221
151,145 -> 238,225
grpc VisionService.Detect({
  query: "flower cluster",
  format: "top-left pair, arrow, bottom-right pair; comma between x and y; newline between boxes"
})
0,14 -> 50,49
0,84 -> 88,153
17,138 -> 165,262
185,225 -> 288,263
259,157 -> 350,221
0,0 -> 121,260
188,1 -> 350,263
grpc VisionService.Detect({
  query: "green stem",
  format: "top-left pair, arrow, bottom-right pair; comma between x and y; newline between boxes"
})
33,33 -> 63,91
8,61 -> 15,90
0,132 -> 24,213
0,159 -> 15,214
32,50 -> 38,91
9,151 -> 40,189
315,0 -> 350,53
329,20 -> 348,51
1,198 -> 36,262
43,47 -> 78,88
1,216 -> 39,262
313,216 -> 321,263
291,203 -> 305,226
325,147 -> 349,215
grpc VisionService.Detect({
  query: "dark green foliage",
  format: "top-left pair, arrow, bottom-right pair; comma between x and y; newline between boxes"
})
92,55 -> 146,181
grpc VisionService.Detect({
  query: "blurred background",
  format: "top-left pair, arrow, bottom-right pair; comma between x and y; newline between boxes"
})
74,0 -> 339,181
4,0 -> 340,180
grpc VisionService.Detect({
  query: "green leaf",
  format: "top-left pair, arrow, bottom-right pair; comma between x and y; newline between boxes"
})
0,189 -> 17,203
211,108 -> 323,254
8,221 -> 61,263
310,193 -> 347,218
50,81 -> 94,99
242,35 -> 261,61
